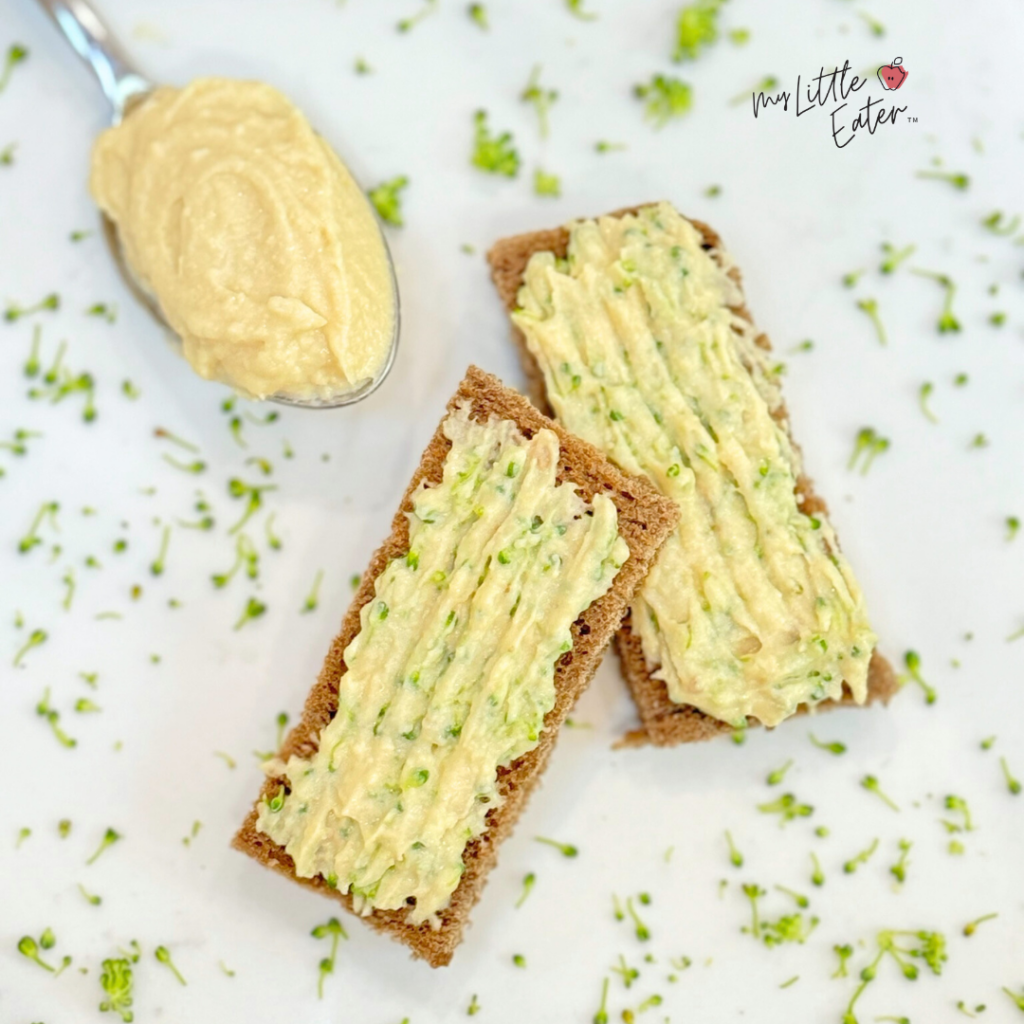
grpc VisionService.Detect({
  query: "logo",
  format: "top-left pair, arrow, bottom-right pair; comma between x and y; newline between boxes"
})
749,59 -> 912,149
877,57 -> 908,91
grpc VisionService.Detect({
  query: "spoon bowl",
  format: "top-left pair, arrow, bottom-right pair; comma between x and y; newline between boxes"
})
38,0 -> 400,409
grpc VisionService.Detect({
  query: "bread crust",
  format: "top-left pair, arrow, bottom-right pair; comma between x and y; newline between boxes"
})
486,207 -> 898,747
232,366 -> 678,965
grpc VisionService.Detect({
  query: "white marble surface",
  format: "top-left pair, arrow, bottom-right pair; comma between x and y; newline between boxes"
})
1,0 -> 1022,1021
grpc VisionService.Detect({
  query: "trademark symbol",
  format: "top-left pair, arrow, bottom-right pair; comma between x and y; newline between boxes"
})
907,116 -> 918,123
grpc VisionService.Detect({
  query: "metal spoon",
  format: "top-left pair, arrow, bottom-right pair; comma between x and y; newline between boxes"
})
36,0 -> 400,409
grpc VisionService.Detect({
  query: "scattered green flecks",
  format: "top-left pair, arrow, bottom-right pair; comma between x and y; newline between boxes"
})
889,838 -> 912,884
99,956 -> 134,1021
856,297 -> 887,345
566,0 -> 598,20
1000,756 -> 1022,795
809,733 -> 846,755
265,512 -> 282,551
74,698 -> 101,713
832,943 -> 854,978
162,454 -> 206,473
766,759 -> 793,786
18,934 -> 70,974
842,929 -> 947,1023
121,378 -> 140,399
942,794 -> 975,833
535,836 -> 578,857
0,42 -> 28,93
673,0 -> 725,62
397,0 -> 437,32
762,911 -> 819,947
990,311 -> 1007,327
880,242 -> 916,274
533,168 -> 561,197
610,952 -> 639,988
471,110 -> 520,177
311,918 -> 348,999
634,74 -> 693,128
963,912 -> 997,937
78,881 -> 101,905
916,168 -> 969,190
842,268 -> 865,288
468,3 -> 489,29
62,567 -> 76,610
861,774 -> 900,811
155,945 -> 187,985
848,427 -> 890,475
227,477 -> 277,534
757,793 -> 813,826
214,750 -> 237,769
350,573 -> 361,590
741,883 -> 765,940
229,416 -> 246,447
15,826 -> 30,848
0,141 -> 15,165
918,382 -> 938,423
368,175 -> 409,227
512,953 -> 526,968
5,291 -> 58,322
981,210 -> 1020,236
86,302 -> 117,323
301,569 -> 324,614
149,525 -> 171,576
911,268 -> 961,332
59,818 -> 73,837
595,140 -> 626,153
219,960 -> 236,977
730,75 -> 779,107
626,896 -> 651,941
521,65 -> 558,138
900,650 -> 936,704
467,993 -> 481,1015
233,597 -> 267,631
842,837 -> 879,874
956,999 -> 986,1017
36,688 -> 76,747
725,829 -> 743,868
1002,986 -> 1024,1012
810,852 -> 825,887
515,872 -> 536,908
86,827 -> 122,865
0,426 -> 42,457
774,884 -> 810,909
970,433 -> 990,450
182,820 -> 203,846
213,533 -> 259,588
593,976 -> 611,1023
13,626 -> 47,667
18,499 -> 59,553
858,10 -> 885,35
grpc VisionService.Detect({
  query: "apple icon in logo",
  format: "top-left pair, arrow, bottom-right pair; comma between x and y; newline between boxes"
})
877,57 -> 909,90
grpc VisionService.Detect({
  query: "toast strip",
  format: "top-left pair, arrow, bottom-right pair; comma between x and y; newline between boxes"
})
233,366 -> 678,965
487,208 -> 897,746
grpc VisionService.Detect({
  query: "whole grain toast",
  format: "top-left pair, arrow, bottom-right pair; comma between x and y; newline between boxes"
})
486,207 -> 898,747
232,365 -> 678,966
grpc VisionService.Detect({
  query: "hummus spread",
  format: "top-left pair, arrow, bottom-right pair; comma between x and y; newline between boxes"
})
89,77 -> 395,400
513,203 -> 877,728
256,404 -> 628,926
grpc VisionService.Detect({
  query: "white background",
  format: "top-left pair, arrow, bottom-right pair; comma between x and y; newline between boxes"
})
1,0 -> 1022,1021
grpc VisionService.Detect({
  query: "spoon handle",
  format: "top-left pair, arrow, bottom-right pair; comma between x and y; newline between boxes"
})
36,0 -> 151,120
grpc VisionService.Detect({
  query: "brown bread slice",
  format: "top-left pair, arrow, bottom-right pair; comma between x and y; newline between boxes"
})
232,365 -> 678,966
486,208 -> 898,747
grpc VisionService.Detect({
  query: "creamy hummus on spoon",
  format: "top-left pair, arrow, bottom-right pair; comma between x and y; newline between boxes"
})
90,77 -> 396,401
